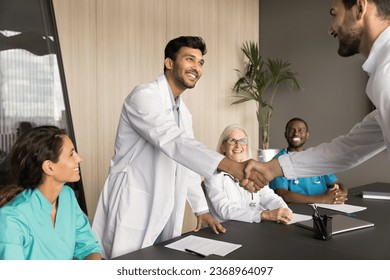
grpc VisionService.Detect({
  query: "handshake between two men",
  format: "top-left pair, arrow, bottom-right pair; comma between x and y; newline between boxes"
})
218,157 -> 283,192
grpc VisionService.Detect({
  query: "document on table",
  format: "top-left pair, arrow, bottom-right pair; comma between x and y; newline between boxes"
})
287,213 -> 312,225
165,235 -> 241,257
315,203 -> 366,213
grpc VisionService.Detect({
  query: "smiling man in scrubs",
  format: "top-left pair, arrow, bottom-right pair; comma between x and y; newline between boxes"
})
269,118 -> 348,204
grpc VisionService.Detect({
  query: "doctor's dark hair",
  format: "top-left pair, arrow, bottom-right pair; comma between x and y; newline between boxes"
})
342,0 -> 390,19
9,125 -> 67,189
164,36 -> 207,72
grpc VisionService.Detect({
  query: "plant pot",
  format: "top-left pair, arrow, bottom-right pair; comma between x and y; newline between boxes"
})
258,149 -> 279,162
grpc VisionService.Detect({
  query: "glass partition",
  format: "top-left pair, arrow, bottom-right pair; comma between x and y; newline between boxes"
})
0,0 -> 87,214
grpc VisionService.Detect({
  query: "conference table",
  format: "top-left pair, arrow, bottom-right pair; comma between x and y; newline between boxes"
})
114,182 -> 390,260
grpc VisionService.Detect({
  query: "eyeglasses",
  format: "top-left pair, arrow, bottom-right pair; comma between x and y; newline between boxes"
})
224,138 -> 248,145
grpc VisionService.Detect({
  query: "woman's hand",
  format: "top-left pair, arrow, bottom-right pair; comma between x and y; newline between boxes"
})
261,208 -> 293,224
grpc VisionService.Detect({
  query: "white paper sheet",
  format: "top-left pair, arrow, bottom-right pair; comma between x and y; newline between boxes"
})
287,213 -> 312,225
165,235 -> 241,257
315,203 -> 366,213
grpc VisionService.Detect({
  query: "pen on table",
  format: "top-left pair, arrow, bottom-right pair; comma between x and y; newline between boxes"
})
185,248 -> 207,258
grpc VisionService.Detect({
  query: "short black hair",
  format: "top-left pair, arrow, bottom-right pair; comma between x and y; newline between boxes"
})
285,117 -> 309,132
164,36 -> 207,72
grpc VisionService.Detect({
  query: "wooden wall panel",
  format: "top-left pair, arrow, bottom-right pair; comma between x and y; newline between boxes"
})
95,0 -> 168,195
53,0 -> 259,231
217,0 -> 259,158
53,0 -> 99,216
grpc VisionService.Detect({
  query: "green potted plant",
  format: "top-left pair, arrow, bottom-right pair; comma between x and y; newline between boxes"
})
232,41 -> 301,161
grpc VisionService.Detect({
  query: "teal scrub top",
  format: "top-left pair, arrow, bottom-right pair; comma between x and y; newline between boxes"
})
269,149 -> 337,195
0,185 -> 101,260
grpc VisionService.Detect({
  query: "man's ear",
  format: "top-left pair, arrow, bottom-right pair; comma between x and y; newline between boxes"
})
42,160 -> 54,175
306,132 -> 310,139
164,57 -> 173,70
356,0 -> 367,19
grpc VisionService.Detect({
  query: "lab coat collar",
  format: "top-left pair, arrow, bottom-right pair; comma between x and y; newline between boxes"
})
157,74 -> 182,109
167,80 -> 181,110
158,73 -> 183,127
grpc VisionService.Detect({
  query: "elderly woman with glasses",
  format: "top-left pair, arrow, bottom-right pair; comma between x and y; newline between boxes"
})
203,124 -> 293,224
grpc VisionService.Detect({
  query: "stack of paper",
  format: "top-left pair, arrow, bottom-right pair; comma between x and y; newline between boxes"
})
314,203 -> 366,213
165,235 -> 241,257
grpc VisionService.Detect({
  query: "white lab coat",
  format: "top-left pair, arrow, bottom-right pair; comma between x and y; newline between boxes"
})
204,172 -> 290,223
92,74 -> 224,259
279,27 -> 390,180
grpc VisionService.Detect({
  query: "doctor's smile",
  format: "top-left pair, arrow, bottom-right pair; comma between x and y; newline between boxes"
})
186,70 -> 199,80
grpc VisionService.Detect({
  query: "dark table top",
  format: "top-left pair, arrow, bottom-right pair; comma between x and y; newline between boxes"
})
114,182 -> 390,260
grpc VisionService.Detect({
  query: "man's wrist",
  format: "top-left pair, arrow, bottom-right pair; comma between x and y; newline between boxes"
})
195,210 -> 209,217
269,158 -> 284,178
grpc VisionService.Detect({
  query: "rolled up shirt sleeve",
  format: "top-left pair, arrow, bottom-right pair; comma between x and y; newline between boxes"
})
279,111 -> 385,180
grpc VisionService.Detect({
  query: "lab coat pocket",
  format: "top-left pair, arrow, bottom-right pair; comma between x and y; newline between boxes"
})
117,186 -> 152,231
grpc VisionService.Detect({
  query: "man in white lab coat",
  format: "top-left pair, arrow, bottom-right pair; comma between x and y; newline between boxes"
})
92,36 -> 264,259
249,0 -> 390,189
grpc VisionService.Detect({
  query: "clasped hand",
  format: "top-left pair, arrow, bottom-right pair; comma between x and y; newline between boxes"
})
237,159 -> 277,192
324,183 -> 348,204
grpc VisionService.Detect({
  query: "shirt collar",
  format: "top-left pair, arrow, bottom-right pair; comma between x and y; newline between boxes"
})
32,188 -> 56,213
362,26 -> 390,75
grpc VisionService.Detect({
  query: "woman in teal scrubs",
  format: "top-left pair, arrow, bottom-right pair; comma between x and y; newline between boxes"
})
0,126 -> 101,260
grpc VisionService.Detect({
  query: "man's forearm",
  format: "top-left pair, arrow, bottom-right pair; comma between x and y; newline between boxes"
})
217,157 -> 244,180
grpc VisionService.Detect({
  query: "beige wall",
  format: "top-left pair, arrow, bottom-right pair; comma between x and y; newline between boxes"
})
53,0 -> 259,232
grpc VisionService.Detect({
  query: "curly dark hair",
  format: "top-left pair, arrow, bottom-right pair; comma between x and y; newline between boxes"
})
9,126 -> 67,189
